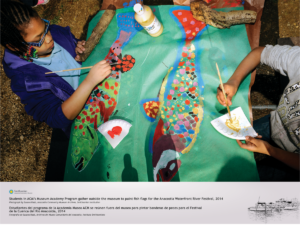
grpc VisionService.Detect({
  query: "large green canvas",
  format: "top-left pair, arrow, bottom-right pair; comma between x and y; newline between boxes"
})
64,5 -> 259,181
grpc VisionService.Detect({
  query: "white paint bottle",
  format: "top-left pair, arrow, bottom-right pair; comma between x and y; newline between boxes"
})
133,3 -> 163,37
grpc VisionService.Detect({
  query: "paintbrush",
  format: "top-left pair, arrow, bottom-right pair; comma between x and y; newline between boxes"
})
45,63 -> 119,74
216,62 -> 232,121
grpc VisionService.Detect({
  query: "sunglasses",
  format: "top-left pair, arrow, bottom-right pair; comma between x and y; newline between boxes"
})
26,19 -> 50,47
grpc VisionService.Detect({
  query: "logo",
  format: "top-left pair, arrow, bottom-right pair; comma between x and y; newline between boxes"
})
9,190 -> 13,194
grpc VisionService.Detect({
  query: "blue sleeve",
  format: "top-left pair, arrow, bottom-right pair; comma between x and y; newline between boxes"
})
11,74 -> 73,129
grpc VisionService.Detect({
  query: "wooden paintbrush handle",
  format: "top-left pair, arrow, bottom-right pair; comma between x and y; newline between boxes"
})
216,63 -> 232,118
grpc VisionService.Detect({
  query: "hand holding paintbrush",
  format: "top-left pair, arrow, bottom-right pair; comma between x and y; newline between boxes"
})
216,63 -> 232,121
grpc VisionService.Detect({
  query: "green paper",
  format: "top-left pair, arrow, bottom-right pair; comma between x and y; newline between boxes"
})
64,5 -> 259,182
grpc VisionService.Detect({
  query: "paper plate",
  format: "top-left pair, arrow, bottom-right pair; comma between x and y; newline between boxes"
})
210,107 -> 257,140
98,119 -> 132,148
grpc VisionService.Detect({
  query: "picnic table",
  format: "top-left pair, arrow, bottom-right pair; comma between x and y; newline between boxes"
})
63,5 -> 259,181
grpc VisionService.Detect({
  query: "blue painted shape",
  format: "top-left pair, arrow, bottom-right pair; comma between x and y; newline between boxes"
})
188,129 -> 195,134
115,12 -> 144,49
123,0 -> 143,8
185,105 -> 189,110
186,137 -> 192,142
222,65 -> 229,77
182,93 -> 187,97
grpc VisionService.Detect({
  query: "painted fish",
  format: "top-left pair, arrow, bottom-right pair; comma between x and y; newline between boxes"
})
71,12 -> 142,172
140,7 -> 207,181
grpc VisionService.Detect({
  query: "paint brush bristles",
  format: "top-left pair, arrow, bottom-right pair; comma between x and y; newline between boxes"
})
216,62 -> 232,120
45,63 -> 119,74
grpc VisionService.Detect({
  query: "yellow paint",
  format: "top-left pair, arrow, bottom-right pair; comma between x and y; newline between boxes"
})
193,108 -> 198,114
225,116 -> 241,132
169,119 -> 173,122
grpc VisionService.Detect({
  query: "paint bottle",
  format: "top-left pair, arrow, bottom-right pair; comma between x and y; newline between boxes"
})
133,3 -> 163,37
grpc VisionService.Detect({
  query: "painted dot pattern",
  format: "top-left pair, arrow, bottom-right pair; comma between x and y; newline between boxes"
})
159,10 -> 206,152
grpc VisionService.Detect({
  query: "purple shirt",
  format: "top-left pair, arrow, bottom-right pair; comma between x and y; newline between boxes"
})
2,25 -> 81,136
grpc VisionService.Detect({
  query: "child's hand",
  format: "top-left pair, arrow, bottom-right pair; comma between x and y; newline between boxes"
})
216,80 -> 239,106
75,40 -> 86,61
85,60 -> 111,85
236,135 -> 271,156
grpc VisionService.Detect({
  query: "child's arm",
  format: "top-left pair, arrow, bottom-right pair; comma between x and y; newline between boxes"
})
237,136 -> 300,170
61,60 -> 111,120
217,46 -> 265,106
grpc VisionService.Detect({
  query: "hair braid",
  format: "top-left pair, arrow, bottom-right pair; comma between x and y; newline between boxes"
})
1,0 -> 40,56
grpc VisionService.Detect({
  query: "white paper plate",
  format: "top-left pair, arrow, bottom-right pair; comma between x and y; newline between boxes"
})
210,107 -> 257,140
98,119 -> 132,148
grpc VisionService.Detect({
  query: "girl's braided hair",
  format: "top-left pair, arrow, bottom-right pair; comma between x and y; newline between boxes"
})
1,0 -> 39,56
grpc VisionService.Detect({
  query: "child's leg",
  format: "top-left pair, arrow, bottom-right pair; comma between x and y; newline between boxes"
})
254,114 -> 300,181
253,114 -> 272,143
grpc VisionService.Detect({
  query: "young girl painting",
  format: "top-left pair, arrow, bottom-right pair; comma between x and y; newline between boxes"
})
1,0 -> 111,136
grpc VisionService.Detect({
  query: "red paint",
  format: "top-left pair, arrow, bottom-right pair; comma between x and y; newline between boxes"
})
173,10 -> 206,42
182,52 -> 188,57
97,93 -> 101,97
167,95 -> 172,100
83,132 -> 85,135
94,115 -> 98,130
105,82 -> 109,89
108,100 -> 112,105
115,82 -> 118,87
179,62 -> 185,66
107,126 -> 123,139
75,126 -> 77,129
83,110 -> 87,115
86,116 -> 90,121
185,100 -> 190,105
153,118 -> 165,150
79,125 -> 83,129
82,119 -> 85,123
77,115 -> 81,120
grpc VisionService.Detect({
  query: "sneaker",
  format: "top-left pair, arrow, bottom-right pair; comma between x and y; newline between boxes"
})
34,0 -> 50,7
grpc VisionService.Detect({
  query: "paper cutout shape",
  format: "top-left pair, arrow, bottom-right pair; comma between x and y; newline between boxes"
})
210,107 -> 257,140
98,119 -> 132,148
